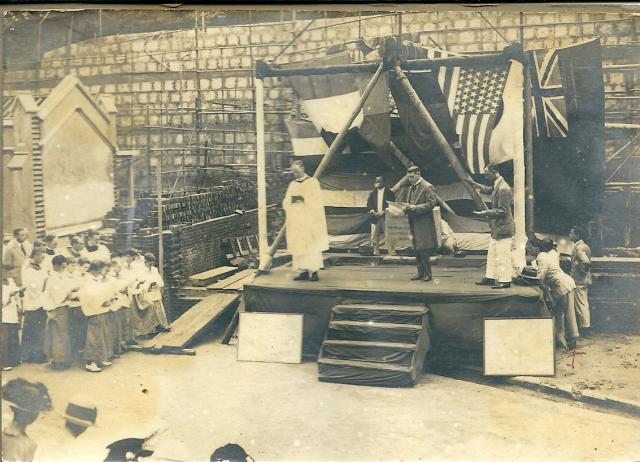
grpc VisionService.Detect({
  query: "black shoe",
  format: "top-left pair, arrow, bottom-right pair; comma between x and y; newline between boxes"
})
423,276 -> 433,282
411,274 -> 425,281
475,278 -> 495,286
309,272 -> 319,282
491,282 -> 511,289
293,272 -> 309,281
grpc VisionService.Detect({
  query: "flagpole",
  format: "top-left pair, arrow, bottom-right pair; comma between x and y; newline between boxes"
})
255,76 -> 269,270
257,61 -> 386,272
390,65 -> 489,211
521,13 -> 535,234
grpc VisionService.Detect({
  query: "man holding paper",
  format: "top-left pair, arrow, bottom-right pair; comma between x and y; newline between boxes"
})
466,164 -> 515,289
395,166 -> 440,282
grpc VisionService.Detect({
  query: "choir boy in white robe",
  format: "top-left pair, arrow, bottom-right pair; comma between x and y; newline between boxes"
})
107,256 -> 130,357
66,257 -> 88,359
41,235 -> 60,272
131,253 -> 170,337
63,235 -> 86,262
82,230 -> 111,262
2,276 -> 23,370
43,255 -> 78,369
79,262 -> 114,372
21,249 -> 49,363
282,160 -> 329,281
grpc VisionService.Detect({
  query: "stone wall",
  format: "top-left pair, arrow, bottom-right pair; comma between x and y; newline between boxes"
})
4,11 -> 639,184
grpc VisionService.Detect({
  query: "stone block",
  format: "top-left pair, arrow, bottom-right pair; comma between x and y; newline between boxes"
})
236,77 -> 249,88
229,57 -> 241,68
596,22 -> 615,36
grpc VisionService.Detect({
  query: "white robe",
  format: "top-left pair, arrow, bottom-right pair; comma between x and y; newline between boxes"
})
42,271 -> 75,311
78,276 -> 111,317
283,175 -> 329,271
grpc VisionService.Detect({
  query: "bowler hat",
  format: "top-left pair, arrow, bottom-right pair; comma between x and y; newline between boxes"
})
520,266 -> 539,280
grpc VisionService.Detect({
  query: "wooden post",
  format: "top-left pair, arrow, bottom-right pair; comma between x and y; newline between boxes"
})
255,77 -> 269,269
258,61 -> 386,272
624,184 -> 631,247
521,13 -> 535,233
128,158 -> 135,207
390,65 -> 488,211
146,106 -> 152,193
156,161 -> 164,277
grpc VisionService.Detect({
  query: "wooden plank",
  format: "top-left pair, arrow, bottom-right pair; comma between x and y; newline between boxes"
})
225,273 -> 256,291
221,298 -> 244,345
141,292 -> 240,350
207,269 -> 255,290
188,266 -> 238,286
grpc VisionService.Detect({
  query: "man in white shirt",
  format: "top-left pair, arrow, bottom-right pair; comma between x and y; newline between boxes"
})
366,176 -> 396,255
3,228 -> 33,286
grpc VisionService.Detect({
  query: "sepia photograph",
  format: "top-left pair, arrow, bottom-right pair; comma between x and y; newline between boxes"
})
1,4 -> 640,461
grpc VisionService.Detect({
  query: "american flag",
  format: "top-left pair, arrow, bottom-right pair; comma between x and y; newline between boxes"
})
437,65 -> 509,174
529,47 -> 569,138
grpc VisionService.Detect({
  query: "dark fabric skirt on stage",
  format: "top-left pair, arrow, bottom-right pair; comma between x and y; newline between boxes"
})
244,264 -> 546,358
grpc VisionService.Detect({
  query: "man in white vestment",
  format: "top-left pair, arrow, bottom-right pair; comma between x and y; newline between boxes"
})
282,160 -> 329,282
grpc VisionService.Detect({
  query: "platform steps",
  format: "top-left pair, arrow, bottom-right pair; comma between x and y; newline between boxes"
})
318,303 -> 431,387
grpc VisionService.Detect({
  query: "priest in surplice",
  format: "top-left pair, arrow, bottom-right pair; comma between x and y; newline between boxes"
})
282,160 -> 329,282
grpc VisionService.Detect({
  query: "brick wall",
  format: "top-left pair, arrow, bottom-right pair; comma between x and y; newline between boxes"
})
5,11 -> 639,178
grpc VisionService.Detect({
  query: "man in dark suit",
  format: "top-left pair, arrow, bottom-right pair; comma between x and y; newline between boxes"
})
398,166 -> 439,281
366,176 -> 395,255
467,164 -> 515,289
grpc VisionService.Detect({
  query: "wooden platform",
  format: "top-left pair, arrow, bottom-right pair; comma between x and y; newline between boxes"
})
244,263 -> 543,358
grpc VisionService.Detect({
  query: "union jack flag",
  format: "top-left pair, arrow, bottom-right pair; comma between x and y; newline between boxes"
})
529,47 -> 569,138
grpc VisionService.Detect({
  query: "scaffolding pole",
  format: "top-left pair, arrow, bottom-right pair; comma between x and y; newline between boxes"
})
521,13 -> 535,233
255,77 -> 269,269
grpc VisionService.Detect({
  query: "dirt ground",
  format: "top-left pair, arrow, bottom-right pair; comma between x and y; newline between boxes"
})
516,334 -> 640,403
3,333 -> 640,462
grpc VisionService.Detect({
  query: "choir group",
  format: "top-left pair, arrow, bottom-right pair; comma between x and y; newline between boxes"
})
2,228 -> 169,373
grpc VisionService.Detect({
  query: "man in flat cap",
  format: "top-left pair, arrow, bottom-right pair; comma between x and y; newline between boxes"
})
282,160 -> 329,282
398,166 -> 440,281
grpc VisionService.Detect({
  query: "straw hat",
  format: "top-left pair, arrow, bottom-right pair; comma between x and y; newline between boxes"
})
64,397 -> 98,437
2,378 -> 52,414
